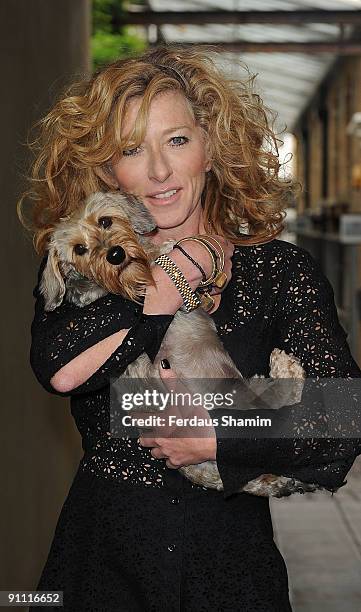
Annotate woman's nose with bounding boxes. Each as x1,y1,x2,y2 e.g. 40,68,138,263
147,150,172,183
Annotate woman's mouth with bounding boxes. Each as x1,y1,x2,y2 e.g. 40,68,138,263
146,188,182,205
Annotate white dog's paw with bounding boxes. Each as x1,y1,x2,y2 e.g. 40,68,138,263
270,348,305,379
179,461,223,490
242,474,321,498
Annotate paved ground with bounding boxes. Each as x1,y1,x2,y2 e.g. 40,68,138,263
270,455,361,612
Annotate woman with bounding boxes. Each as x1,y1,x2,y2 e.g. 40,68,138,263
19,44,361,611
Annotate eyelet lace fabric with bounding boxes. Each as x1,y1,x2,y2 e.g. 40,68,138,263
30,238,361,496
29,238,361,611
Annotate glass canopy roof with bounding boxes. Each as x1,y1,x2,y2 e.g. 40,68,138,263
148,0,361,132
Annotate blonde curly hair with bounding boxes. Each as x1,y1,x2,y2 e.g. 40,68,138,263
17,43,297,255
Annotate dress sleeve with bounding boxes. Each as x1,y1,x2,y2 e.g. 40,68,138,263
30,255,174,397
212,249,361,499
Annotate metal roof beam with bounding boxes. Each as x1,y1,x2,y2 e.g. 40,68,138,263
121,10,361,26
148,41,361,54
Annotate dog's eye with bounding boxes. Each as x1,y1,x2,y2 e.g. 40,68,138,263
74,244,88,256
99,216,112,229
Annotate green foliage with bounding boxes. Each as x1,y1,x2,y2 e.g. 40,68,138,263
92,0,147,71
91,30,147,70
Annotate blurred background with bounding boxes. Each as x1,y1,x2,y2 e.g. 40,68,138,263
1,1,361,610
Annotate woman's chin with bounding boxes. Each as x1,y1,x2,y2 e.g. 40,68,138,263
152,217,186,231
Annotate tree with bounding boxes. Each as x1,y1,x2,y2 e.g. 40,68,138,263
92,0,147,71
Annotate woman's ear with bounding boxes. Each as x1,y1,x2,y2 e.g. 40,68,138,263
94,164,119,189
204,155,212,173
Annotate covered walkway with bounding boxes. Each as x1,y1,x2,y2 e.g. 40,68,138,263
272,455,361,610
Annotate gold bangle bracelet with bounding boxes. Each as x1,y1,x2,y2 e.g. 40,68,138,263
174,237,218,287
195,235,225,271
194,235,228,289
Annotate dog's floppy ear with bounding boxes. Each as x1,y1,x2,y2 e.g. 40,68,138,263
39,245,66,311
122,193,157,235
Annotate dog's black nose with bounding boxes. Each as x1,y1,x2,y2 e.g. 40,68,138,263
106,246,126,265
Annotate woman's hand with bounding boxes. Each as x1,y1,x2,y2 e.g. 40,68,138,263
138,361,217,469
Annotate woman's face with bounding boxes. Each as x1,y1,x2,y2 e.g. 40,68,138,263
109,90,211,239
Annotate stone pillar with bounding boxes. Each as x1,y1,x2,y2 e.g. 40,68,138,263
0,0,90,596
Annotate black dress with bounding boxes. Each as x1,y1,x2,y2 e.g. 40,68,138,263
29,238,361,612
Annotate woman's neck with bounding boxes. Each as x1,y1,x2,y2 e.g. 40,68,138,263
151,212,207,246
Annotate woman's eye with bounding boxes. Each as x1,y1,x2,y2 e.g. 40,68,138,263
122,146,140,157
99,216,113,229
122,136,189,157
171,136,189,146
74,244,88,256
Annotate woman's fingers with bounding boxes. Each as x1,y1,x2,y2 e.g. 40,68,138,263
165,458,182,469
158,360,212,427
150,446,168,459
159,361,190,394
158,364,193,426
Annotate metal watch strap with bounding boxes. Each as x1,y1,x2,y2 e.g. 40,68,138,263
154,254,201,312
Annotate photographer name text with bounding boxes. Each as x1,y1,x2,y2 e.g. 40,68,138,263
122,414,272,428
